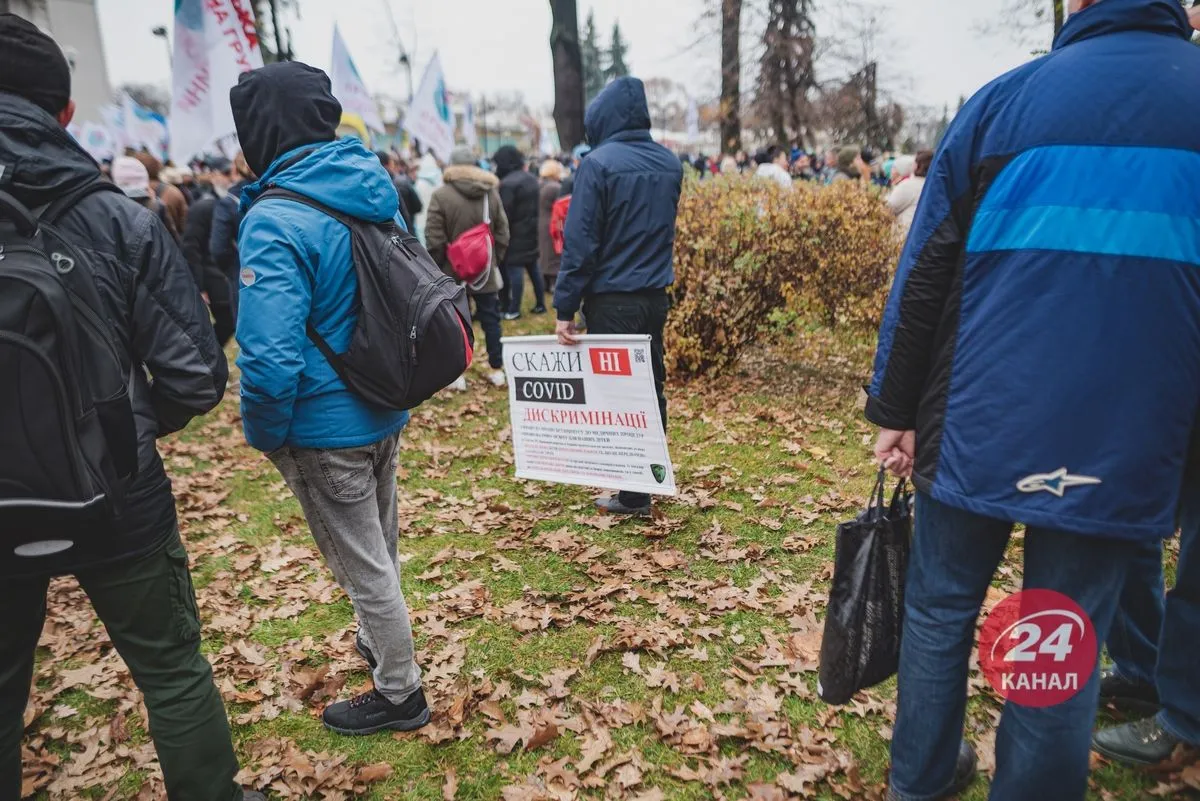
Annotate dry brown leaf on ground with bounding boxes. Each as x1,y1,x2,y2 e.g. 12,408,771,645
442,767,459,800
526,722,560,752
487,723,529,754
354,762,393,784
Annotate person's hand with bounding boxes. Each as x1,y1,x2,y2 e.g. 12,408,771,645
556,319,580,345
874,428,916,478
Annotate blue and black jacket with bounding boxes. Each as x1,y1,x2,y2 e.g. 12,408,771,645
867,0,1200,541
553,77,684,321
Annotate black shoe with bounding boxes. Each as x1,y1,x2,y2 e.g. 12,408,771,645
595,494,652,517
243,792,267,801
503,312,521,321
322,688,430,736
1093,717,1181,766
886,740,977,801
1099,666,1160,707
531,305,548,315
355,634,377,671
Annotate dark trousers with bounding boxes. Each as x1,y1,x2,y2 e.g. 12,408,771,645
1107,468,1200,744
0,534,241,801
584,289,669,508
204,268,235,347
472,292,504,369
226,268,241,325
890,493,1139,801
501,263,545,314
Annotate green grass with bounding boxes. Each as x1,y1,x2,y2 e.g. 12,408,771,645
23,294,1188,800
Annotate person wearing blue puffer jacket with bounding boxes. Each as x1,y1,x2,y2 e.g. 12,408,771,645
866,1,1200,799
230,61,428,737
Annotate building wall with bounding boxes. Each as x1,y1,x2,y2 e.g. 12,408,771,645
5,0,112,123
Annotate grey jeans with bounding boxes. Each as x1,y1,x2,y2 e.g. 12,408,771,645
269,433,422,703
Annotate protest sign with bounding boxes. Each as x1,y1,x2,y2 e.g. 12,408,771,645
501,335,676,496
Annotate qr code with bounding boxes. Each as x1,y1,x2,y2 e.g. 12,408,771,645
634,349,646,364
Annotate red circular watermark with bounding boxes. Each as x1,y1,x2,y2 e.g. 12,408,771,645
978,589,1096,707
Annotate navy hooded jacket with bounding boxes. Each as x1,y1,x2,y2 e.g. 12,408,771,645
867,0,1200,542
553,77,684,320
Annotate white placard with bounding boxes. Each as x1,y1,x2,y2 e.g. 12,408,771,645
502,335,676,496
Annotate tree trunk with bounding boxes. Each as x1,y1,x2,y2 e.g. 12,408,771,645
549,0,586,151
720,0,743,155
1052,0,1064,37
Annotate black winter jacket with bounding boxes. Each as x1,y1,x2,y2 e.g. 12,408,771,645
181,194,215,287
497,167,540,266
0,94,228,576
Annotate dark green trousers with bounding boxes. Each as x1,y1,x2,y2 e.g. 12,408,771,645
0,534,241,800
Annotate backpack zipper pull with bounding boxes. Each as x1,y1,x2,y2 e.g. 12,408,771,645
410,325,418,363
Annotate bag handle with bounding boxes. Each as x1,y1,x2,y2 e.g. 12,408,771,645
0,189,39,237
482,192,491,225
867,467,910,521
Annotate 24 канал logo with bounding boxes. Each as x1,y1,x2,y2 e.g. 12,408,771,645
978,589,1096,707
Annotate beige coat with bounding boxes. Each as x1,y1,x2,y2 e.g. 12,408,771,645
424,165,511,295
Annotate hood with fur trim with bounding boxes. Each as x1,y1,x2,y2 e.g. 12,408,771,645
443,165,499,199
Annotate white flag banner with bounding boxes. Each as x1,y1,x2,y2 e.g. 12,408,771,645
403,52,455,163
501,335,676,496
539,124,557,157
75,122,117,162
170,0,263,164
686,98,699,143
122,94,170,163
330,24,385,134
461,99,478,150
99,104,126,152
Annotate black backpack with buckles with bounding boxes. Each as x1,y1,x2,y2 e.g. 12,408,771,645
0,183,137,567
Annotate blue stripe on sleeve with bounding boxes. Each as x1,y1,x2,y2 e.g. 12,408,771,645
968,145,1200,265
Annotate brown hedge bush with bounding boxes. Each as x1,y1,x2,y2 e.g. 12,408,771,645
666,177,902,378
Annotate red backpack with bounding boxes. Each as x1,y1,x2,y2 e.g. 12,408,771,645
550,194,571,255
446,193,495,290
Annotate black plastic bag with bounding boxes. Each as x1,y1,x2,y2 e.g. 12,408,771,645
818,468,912,705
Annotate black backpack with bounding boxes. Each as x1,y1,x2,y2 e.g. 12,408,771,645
0,184,138,562
251,188,474,411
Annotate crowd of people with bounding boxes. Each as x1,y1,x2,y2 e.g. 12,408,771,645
1,0,1199,800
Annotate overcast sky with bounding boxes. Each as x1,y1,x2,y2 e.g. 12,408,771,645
96,0,1040,115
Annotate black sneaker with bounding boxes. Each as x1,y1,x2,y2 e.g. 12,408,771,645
322,688,430,736
355,634,377,671
886,740,977,801
1099,666,1159,707
1093,716,1181,766
503,311,521,321
531,305,548,315
595,494,651,517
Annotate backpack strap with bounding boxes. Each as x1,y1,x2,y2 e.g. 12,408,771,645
248,187,365,389
483,192,490,225
39,180,123,225
0,189,39,236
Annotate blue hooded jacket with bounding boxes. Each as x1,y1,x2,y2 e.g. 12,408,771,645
867,0,1200,542
553,77,684,321
235,138,409,452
